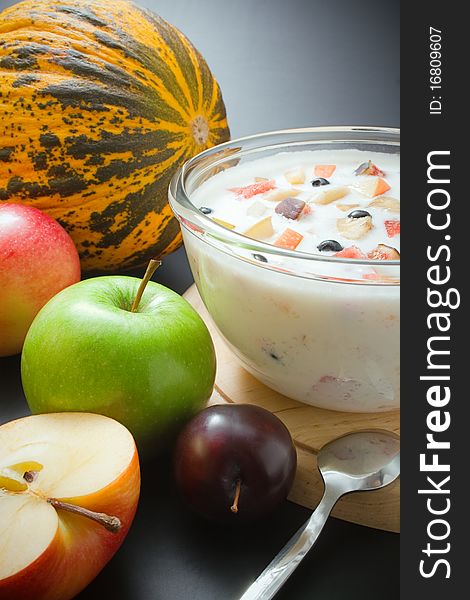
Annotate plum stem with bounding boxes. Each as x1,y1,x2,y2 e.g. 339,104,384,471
131,258,162,313
230,479,242,514
48,498,122,533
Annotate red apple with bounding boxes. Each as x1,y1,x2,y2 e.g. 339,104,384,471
0,203,80,357
0,412,140,600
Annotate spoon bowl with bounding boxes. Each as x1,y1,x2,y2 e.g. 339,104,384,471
318,430,400,494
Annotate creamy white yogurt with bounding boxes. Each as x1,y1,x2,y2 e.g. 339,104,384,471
192,150,400,257
185,149,400,412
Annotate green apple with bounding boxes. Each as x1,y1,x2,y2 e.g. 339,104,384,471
21,269,216,452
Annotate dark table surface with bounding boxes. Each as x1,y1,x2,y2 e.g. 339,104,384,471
0,246,399,600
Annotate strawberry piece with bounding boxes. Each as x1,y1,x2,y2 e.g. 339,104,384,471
314,164,336,178
384,220,400,238
229,180,276,199
335,245,366,259
274,228,304,250
367,162,385,176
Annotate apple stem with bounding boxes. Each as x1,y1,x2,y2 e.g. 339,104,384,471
230,479,242,514
130,258,162,313
48,498,122,533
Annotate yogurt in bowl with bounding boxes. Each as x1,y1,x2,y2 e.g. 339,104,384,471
169,127,400,413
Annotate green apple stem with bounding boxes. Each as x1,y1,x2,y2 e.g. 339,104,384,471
48,498,122,533
230,479,242,514
130,258,162,313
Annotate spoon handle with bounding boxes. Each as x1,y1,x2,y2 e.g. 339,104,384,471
239,487,340,600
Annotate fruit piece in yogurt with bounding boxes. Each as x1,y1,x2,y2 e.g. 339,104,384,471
275,197,306,220
317,240,344,252
367,196,400,213
337,215,373,239
314,164,336,178
312,185,349,205
274,228,304,250
335,245,367,259
243,216,274,241
384,220,401,238
230,180,276,198
368,244,400,260
311,177,330,187
354,160,385,177
352,177,391,198
284,167,305,184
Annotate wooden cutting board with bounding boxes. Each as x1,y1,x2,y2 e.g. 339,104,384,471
184,284,400,533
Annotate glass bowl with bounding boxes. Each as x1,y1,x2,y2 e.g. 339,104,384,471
169,126,399,413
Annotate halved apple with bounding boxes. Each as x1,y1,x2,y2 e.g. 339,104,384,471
0,413,140,600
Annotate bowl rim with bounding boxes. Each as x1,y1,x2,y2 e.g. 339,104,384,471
169,126,400,283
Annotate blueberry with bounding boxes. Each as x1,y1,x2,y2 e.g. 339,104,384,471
253,253,268,263
311,177,330,187
200,206,213,214
317,239,343,252
348,209,371,219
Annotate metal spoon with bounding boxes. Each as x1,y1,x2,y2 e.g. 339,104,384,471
239,430,400,600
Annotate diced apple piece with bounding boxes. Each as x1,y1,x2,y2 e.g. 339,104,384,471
243,216,274,241
368,244,400,260
274,228,304,250
212,217,236,229
284,167,305,184
275,197,306,220
351,177,391,198
312,186,349,205
314,164,336,178
336,203,360,212
337,215,373,240
367,196,400,213
263,188,301,202
246,200,268,218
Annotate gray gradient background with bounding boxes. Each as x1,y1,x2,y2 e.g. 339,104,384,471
0,1,400,599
